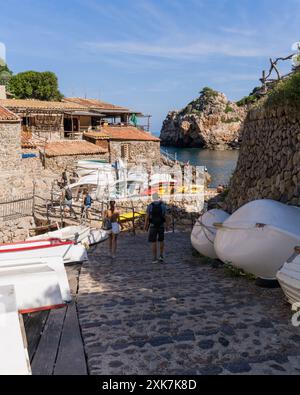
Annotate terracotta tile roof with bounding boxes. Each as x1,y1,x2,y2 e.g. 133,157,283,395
0,105,20,122
63,97,130,112
0,99,86,112
83,131,110,140
101,126,160,142
21,132,37,149
44,140,108,157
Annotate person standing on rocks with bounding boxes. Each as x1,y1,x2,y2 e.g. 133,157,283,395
144,193,169,264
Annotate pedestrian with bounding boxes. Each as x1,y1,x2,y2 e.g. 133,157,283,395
61,167,69,187
81,190,93,220
63,186,77,219
103,201,123,259
144,193,169,264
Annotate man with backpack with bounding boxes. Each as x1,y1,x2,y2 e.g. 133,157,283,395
81,190,93,220
62,186,77,219
144,193,168,264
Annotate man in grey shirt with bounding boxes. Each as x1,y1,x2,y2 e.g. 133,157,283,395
144,193,169,264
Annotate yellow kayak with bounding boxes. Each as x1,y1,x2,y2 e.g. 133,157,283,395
119,211,146,222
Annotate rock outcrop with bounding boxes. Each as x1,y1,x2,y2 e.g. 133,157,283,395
160,88,246,150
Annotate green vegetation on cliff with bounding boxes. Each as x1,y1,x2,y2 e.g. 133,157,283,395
265,69,300,108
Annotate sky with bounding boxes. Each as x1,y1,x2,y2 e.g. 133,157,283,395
0,0,299,132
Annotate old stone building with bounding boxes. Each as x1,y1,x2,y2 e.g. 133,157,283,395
0,105,35,241
62,97,151,131
40,140,109,172
84,126,161,165
0,104,21,172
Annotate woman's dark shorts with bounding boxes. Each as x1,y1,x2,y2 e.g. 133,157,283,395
148,226,165,243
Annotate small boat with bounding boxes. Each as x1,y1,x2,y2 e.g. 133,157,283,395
0,265,64,314
214,200,300,280
28,226,90,244
191,209,230,259
277,247,300,305
0,239,88,265
0,285,31,375
0,256,72,304
88,228,110,245
28,226,107,246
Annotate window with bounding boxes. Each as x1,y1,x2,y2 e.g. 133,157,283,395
121,144,130,160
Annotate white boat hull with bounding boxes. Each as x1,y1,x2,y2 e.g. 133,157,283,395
277,251,300,305
88,229,109,246
191,210,230,259
0,285,31,375
63,243,88,264
0,257,72,303
28,226,107,247
0,240,88,265
28,226,90,244
215,200,300,280
0,265,64,313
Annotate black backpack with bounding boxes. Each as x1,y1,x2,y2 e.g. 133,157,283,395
65,188,73,201
149,202,165,227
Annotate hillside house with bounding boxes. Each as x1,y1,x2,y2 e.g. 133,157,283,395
84,126,161,165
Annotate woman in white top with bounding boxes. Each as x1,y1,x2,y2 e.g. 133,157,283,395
104,201,122,259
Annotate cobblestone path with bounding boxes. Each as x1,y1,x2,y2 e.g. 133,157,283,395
78,232,300,375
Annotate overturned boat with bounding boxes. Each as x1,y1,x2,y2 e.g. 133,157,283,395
0,285,32,375
0,239,88,265
277,247,300,305
214,200,300,280
191,209,230,259
28,226,108,246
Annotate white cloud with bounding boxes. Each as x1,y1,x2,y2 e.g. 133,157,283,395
83,39,267,60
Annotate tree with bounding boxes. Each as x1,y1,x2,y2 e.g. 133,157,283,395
199,87,218,98
8,71,63,101
0,64,13,85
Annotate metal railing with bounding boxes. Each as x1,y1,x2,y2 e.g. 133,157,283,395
0,194,34,221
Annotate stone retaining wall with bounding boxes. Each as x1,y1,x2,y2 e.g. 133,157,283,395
42,153,109,173
0,121,21,170
110,141,161,165
0,216,34,243
224,106,300,213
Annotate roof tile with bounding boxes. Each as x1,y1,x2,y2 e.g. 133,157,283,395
0,99,86,111
44,140,108,157
0,105,20,122
101,126,160,142
63,97,130,111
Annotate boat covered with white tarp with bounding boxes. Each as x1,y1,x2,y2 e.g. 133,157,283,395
191,209,230,259
214,200,300,280
277,247,300,305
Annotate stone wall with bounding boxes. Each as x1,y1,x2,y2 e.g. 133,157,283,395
224,106,300,213
0,121,21,170
0,216,34,243
42,153,109,173
110,141,161,165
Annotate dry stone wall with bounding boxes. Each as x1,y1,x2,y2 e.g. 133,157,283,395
0,121,21,170
224,106,300,213
110,141,161,165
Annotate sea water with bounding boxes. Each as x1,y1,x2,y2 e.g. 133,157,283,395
161,147,239,188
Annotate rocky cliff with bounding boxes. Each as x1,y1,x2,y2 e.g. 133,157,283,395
160,88,246,150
